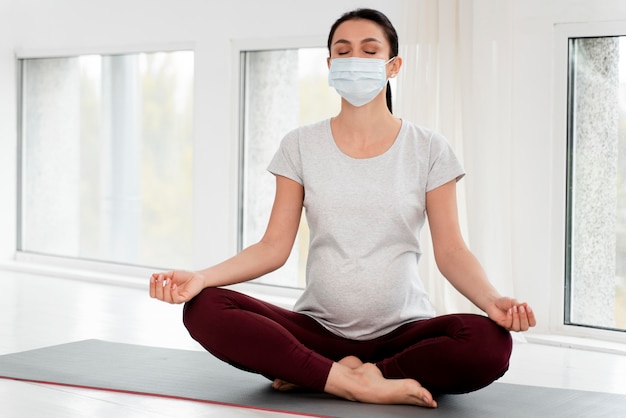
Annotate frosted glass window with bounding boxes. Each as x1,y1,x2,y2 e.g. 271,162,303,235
19,51,194,269
239,48,340,288
566,37,626,331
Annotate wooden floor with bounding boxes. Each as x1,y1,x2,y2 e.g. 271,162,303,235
1,270,626,417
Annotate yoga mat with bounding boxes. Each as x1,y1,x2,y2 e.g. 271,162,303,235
0,340,624,418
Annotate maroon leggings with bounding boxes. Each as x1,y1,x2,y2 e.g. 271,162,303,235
183,287,512,395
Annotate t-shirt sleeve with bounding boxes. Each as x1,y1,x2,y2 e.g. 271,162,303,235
426,131,465,192
267,129,304,185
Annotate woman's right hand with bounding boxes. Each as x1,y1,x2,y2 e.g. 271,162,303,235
149,270,206,304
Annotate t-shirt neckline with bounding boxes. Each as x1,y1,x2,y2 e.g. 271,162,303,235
326,118,405,162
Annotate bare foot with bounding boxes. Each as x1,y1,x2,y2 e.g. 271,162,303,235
272,379,299,391
338,355,363,369
325,359,437,408
273,356,364,392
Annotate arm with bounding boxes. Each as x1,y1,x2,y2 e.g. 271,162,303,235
425,180,536,331
150,175,304,303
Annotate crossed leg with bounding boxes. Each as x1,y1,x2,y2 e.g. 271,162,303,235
183,287,511,408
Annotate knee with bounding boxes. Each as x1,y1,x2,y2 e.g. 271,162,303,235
464,315,511,358
460,315,513,390
182,287,229,337
480,319,512,369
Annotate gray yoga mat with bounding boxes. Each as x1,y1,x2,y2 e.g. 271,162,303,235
0,339,624,418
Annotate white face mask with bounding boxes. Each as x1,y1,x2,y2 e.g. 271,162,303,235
328,57,395,107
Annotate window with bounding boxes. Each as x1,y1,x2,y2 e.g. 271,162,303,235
239,47,340,288
18,51,194,269
566,36,626,331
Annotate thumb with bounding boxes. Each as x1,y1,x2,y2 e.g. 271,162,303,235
171,284,193,304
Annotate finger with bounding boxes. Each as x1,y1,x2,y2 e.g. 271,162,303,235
170,283,182,304
511,305,521,331
518,305,530,331
525,304,537,327
155,274,165,301
165,279,180,304
162,278,173,303
149,274,157,298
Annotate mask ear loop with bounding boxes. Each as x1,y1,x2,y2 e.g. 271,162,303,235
386,56,397,78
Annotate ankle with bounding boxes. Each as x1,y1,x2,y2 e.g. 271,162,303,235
324,362,362,401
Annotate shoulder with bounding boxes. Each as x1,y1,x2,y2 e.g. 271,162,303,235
280,119,329,145
399,120,445,155
401,120,445,144
278,119,331,158
400,120,456,157
291,119,329,138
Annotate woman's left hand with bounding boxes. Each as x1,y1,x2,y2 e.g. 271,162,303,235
485,297,537,332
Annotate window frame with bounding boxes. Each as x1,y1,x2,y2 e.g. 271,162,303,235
228,36,327,301
13,43,196,280
231,35,328,244
552,22,626,344
10,38,325,307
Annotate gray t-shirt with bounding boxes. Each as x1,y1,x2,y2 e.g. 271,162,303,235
267,118,465,340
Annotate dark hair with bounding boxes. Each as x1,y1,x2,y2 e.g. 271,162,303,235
327,8,399,113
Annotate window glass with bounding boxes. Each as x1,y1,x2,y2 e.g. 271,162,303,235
566,36,626,331
240,48,340,288
19,51,194,269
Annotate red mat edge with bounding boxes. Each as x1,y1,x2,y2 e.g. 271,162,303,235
0,375,329,418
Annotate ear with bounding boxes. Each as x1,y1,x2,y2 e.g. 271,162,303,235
389,56,403,78
327,56,331,70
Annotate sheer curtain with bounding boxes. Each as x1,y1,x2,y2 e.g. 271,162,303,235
395,0,516,316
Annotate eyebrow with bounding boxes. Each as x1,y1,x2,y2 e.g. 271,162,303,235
332,37,383,46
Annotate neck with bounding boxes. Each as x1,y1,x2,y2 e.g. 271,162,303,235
333,98,399,141
330,96,402,160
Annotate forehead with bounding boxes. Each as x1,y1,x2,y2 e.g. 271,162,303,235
331,18,388,46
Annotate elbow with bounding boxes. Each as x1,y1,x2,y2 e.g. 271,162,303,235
433,244,467,273
259,239,292,273
269,252,289,272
